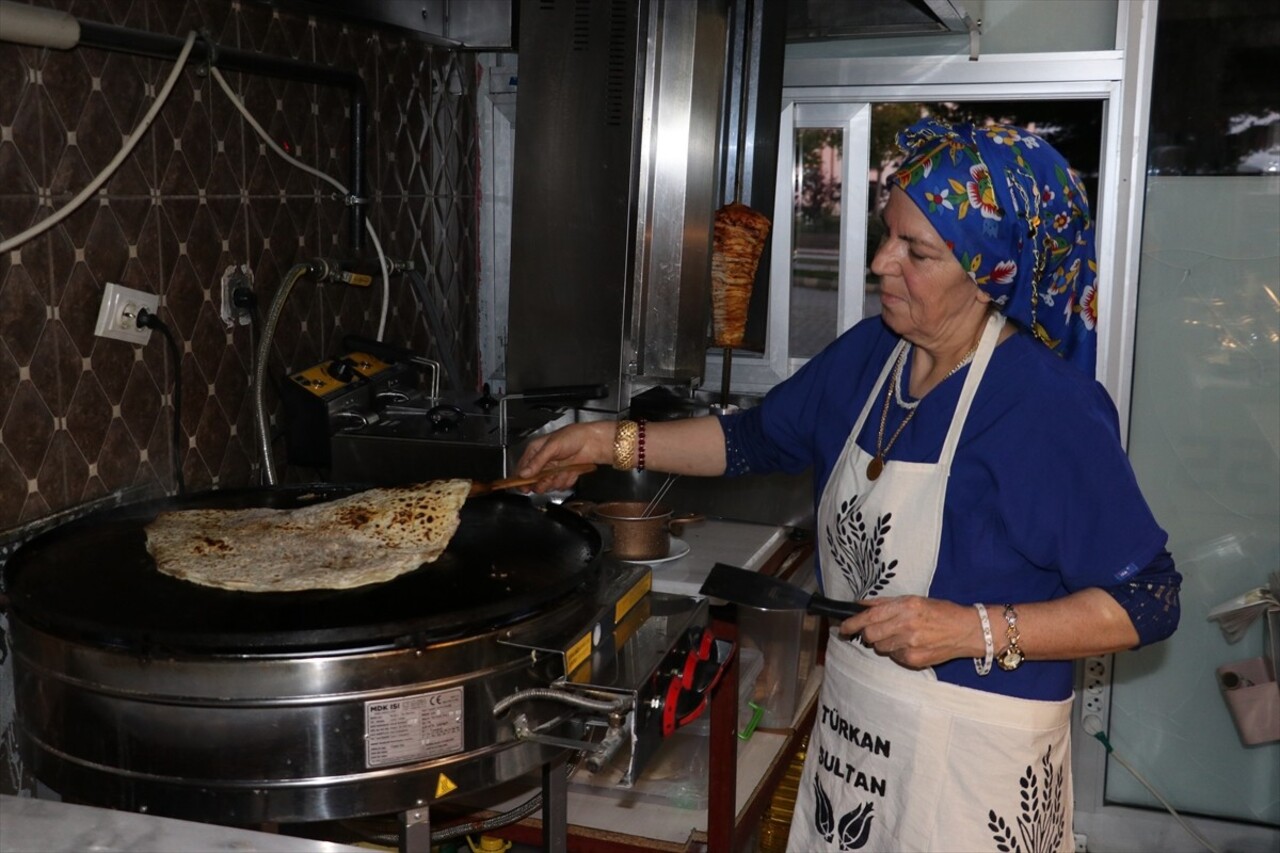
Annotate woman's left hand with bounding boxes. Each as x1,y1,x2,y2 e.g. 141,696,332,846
840,596,979,670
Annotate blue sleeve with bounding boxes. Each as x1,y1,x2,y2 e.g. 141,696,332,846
996,369,1172,605
1107,548,1181,647
720,319,894,481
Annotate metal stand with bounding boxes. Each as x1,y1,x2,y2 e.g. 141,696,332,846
542,756,569,852
397,757,570,853
400,806,431,853
707,617,741,851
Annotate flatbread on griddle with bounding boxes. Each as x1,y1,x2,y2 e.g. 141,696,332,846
144,479,471,592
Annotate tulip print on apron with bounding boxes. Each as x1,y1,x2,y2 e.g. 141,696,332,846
788,314,1075,853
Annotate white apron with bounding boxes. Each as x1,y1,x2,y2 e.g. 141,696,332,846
787,314,1074,853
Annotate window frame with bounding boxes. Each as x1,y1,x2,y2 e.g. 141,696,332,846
705,54,1138,422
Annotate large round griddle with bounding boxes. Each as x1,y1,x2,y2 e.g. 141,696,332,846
3,486,601,653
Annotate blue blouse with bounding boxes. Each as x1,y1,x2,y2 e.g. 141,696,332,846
720,317,1181,701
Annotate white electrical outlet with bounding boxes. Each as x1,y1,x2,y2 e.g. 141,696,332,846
94,283,160,345
1078,654,1111,738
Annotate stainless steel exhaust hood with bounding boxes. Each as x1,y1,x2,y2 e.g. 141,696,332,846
787,0,975,40
506,0,729,412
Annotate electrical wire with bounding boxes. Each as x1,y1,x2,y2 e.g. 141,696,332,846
207,65,393,341
1090,730,1221,853
136,308,186,496
0,31,199,253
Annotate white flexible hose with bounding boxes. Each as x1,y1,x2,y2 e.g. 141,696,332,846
1107,749,1221,853
208,66,392,340
0,30,199,253
1092,731,1221,853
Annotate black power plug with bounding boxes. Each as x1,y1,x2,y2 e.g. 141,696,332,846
134,308,186,496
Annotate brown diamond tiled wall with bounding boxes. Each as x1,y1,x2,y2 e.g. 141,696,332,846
0,0,480,529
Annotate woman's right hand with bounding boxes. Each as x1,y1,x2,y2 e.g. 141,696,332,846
516,421,614,492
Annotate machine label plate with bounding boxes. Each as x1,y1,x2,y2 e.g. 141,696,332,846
364,688,465,768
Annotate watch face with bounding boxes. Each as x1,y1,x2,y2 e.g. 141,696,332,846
997,646,1025,671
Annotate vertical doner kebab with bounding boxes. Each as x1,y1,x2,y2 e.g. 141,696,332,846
711,201,771,349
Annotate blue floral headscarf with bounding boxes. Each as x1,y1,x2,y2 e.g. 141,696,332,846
889,117,1098,376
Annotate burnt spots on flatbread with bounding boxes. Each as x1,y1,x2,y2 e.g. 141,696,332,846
335,506,373,528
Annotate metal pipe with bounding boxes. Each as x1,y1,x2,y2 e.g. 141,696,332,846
70,18,369,251
0,1,80,49
349,90,367,249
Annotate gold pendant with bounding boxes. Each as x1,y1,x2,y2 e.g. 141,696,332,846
866,456,884,480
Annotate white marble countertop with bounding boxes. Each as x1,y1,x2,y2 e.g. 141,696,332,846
0,795,367,853
636,517,789,597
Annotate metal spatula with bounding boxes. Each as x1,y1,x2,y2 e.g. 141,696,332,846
698,563,866,619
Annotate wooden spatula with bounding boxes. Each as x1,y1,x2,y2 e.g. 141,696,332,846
468,463,598,497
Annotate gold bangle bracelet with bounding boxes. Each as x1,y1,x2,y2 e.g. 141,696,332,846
612,420,639,471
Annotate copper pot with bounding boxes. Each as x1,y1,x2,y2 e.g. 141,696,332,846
570,500,703,561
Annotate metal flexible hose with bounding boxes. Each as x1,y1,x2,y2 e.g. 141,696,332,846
339,755,587,845
492,687,633,716
428,780,552,841
252,262,310,485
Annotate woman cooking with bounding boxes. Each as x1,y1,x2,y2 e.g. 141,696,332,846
516,118,1181,852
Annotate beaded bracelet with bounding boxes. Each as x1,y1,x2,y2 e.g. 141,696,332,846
612,420,639,471
636,418,647,471
973,603,994,676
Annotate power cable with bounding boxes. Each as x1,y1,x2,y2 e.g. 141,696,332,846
0,31,199,253
136,308,186,496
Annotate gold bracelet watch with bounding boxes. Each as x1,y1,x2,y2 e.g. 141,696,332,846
996,603,1025,671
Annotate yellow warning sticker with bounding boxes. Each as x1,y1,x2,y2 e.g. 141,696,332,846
565,630,593,674
435,773,458,798
615,572,651,623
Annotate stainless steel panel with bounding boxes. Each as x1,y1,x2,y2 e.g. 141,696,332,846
506,0,645,409
507,0,728,411
266,1,514,48
10,620,567,824
631,0,728,383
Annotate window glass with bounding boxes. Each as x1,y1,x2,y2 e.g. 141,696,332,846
791,127,843,358
1147,0,1280,175
1108,0,1280,826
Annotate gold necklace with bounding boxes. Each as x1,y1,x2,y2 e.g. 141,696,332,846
866,342,980,481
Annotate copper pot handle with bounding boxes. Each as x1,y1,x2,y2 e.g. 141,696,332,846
668,512,705,536
562,499,596,517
